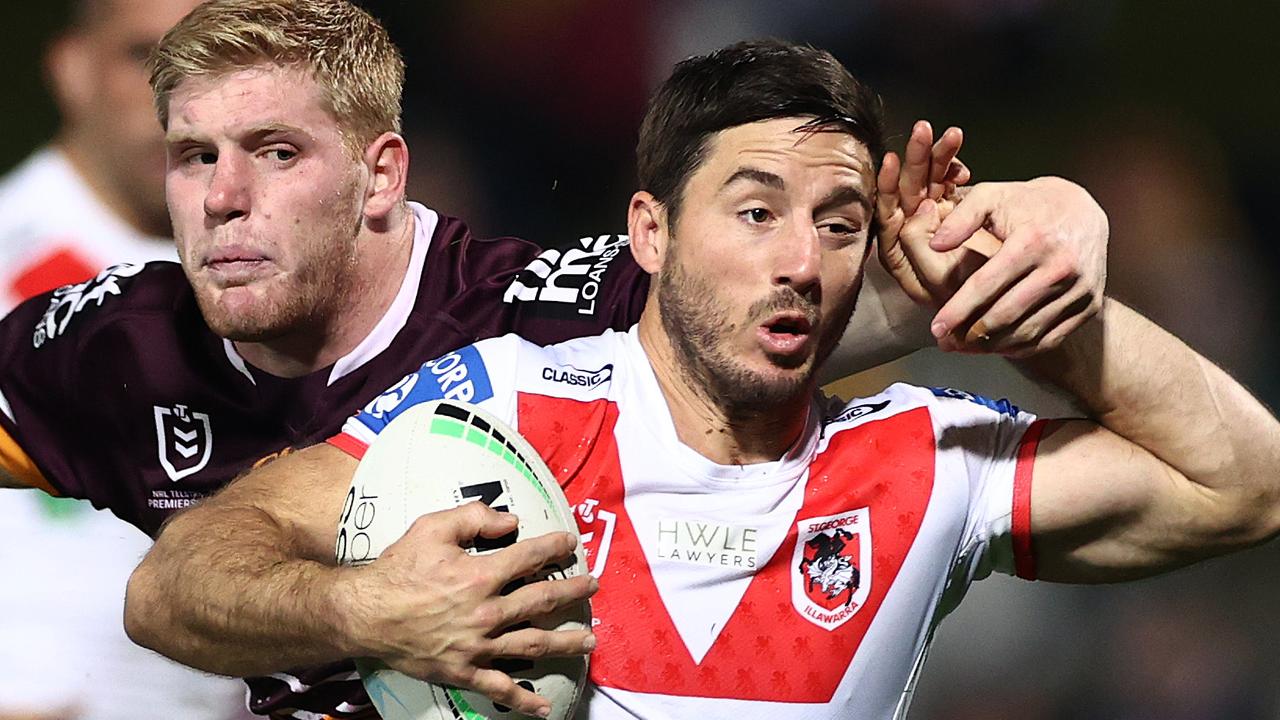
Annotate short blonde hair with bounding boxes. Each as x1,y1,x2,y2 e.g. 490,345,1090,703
150,0,404,154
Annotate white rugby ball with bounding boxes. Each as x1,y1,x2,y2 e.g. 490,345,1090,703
335,399,590,720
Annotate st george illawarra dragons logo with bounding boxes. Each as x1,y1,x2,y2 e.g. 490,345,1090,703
791,508,872,630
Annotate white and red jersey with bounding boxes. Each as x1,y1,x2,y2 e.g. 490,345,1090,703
0,147,175,312
335,327,1044,720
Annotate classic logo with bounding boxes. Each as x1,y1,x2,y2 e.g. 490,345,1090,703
826,399,891,426
153,404,213,482
574,498,616,578
791,508,871,630
503,234,629,315
33,263,145,348
362,372,419,419
541,364,612,390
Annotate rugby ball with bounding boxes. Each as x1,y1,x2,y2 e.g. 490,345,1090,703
335,399,590,720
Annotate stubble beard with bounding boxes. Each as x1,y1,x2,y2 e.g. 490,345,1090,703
658,255,829,419
189,208,363,345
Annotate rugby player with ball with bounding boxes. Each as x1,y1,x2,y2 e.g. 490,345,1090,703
127,36,1280,720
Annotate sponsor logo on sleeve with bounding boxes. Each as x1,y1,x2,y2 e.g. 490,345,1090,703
503,234,629,316
930,387,1021,417
541,363,613,390
826,399,891,425
33,263,145,348
361,373,419,419
153,403,213,482
357,345,495,431
792,508,871,630
422,345,493,404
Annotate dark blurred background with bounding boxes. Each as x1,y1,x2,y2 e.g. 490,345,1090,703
4,1,1278,718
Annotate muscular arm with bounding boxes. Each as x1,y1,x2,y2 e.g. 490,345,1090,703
126,442,593,715
125,444,363,674
1021,300,1280,581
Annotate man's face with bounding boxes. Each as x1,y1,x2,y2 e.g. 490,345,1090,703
658,117,874,410
165,63,369,342
63,0,203,227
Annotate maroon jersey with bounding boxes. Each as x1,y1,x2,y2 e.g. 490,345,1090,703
0,203,647,718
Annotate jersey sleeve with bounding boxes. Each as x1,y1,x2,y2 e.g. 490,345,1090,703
925,386,1048,583
329,334,528,459
0,267,148,497
499,233,649,344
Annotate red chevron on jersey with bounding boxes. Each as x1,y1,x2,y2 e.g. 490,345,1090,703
515,393,934,703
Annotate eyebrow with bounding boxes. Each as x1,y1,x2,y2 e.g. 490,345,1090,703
721,166,872,216
815,185,872,218
165,123,308,147
721,167,786,193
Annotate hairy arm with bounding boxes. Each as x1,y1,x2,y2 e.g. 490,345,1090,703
1021,300,1280,581
125,444,365,674
125,443,593,715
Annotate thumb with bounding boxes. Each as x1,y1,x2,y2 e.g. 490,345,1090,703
931,183,1003,251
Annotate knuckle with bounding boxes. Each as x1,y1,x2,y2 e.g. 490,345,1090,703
470,601,502,629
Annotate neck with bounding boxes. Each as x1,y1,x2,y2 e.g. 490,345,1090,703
234,205,416,378
57,135,171,238
637,310,814,466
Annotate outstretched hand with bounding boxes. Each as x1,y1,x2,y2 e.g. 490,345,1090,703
876,121,1108,357
343,502,595,718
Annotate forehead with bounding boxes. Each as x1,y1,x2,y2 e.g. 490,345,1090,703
698,117,875,193
166,64,336,138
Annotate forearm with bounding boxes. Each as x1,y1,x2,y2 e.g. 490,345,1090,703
1020,300,1280,529
125,501,360,676
818,258,933,383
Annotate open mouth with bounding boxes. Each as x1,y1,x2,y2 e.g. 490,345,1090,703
758,311,816,357
765,313,813,337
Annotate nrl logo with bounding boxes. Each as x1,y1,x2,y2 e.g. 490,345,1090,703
791,508,871,630
154,404,213,482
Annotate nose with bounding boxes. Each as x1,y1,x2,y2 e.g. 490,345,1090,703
773,223,821,300
203,155,250,222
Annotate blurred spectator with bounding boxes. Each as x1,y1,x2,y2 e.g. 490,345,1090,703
0,1,246,718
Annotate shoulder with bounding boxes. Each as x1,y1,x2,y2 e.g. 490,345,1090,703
821,383,1032,436
10,262,195,351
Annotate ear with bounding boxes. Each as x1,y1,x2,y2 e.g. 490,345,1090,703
361,131,409,221
628,191,669,274
45,34,95,125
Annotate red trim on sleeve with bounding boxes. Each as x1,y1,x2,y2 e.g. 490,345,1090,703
1012,419,1050,580
326,433,369,460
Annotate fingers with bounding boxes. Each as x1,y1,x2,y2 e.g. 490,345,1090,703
485,572,597,630
488,624,597,660
415,501,520,546
930,232,1034,340
930,182,1007,251
467,667,553,719
488,530,580,586
929,126,963,187
899,121,934,215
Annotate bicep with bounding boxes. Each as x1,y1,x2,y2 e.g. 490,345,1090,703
180,443,359,563
1029,420,1233,582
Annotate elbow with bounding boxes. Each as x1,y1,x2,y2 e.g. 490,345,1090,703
124,554,170,653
